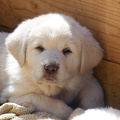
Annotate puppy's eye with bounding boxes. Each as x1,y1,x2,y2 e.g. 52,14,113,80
35,45,44,52
62,48,72,55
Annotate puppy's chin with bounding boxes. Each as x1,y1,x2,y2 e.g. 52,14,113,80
41,78,59,85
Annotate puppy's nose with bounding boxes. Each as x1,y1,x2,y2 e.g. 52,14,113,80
44,63,59,74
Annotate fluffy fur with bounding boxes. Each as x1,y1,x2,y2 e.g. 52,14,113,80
0,13,104,119
70,107,120,120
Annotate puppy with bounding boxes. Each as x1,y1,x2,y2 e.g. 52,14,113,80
69,107,120,120
1,13,104,119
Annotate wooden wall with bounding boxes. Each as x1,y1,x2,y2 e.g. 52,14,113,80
0,0,120,109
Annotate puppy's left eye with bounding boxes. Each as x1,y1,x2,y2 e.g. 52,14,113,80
35,45,44,52
62,48,72,55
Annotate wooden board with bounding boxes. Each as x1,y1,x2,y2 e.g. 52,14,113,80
95,60,120,109
0,0,120,64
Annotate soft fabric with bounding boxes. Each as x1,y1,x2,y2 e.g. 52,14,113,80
0,102,120,120
0,102,61,120
69,108,120,120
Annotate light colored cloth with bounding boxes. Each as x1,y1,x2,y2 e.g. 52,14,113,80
0,102,61,120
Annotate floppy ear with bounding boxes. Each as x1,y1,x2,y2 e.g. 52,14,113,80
80,31,103,74
5,30,27,67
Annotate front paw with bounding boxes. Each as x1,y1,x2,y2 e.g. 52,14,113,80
55,101,73,119
69,108,85,120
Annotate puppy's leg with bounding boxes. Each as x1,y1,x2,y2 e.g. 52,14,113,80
79,77,104,109
9,94,73,119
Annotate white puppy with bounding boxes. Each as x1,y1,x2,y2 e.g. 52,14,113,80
1,13,104,119
69,107,120,120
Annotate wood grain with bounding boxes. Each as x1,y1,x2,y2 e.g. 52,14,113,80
95,60,120,109
0,0,120,64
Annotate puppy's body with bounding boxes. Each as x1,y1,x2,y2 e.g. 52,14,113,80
1,13,104,119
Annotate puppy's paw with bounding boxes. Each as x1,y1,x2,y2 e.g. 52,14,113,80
69,108,85,120
56,100,73,120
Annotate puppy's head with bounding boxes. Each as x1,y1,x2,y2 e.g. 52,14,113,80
5,13,103,86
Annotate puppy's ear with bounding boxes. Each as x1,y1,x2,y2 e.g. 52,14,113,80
80,29,103,74
5,30,27,67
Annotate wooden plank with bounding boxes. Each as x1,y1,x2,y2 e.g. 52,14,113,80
0,0,120,64
0,25,12,32
101,84,120,109
95,60,120,109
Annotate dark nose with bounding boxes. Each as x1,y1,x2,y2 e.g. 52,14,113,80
44,63,59,74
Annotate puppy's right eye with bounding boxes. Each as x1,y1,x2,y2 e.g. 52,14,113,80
62,48,72,55
35,45,44,52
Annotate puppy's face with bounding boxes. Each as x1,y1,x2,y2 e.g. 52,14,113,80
6,13,103,86
26,23,80,86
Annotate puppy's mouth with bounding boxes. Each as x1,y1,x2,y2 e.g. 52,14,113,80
43,74,57,82
46,77,55,81
42,74,57,83
35,73,68,87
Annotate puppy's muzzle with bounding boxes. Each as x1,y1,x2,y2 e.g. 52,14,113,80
44,63,59,75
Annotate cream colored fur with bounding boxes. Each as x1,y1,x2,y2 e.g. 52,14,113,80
0,13,104,119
